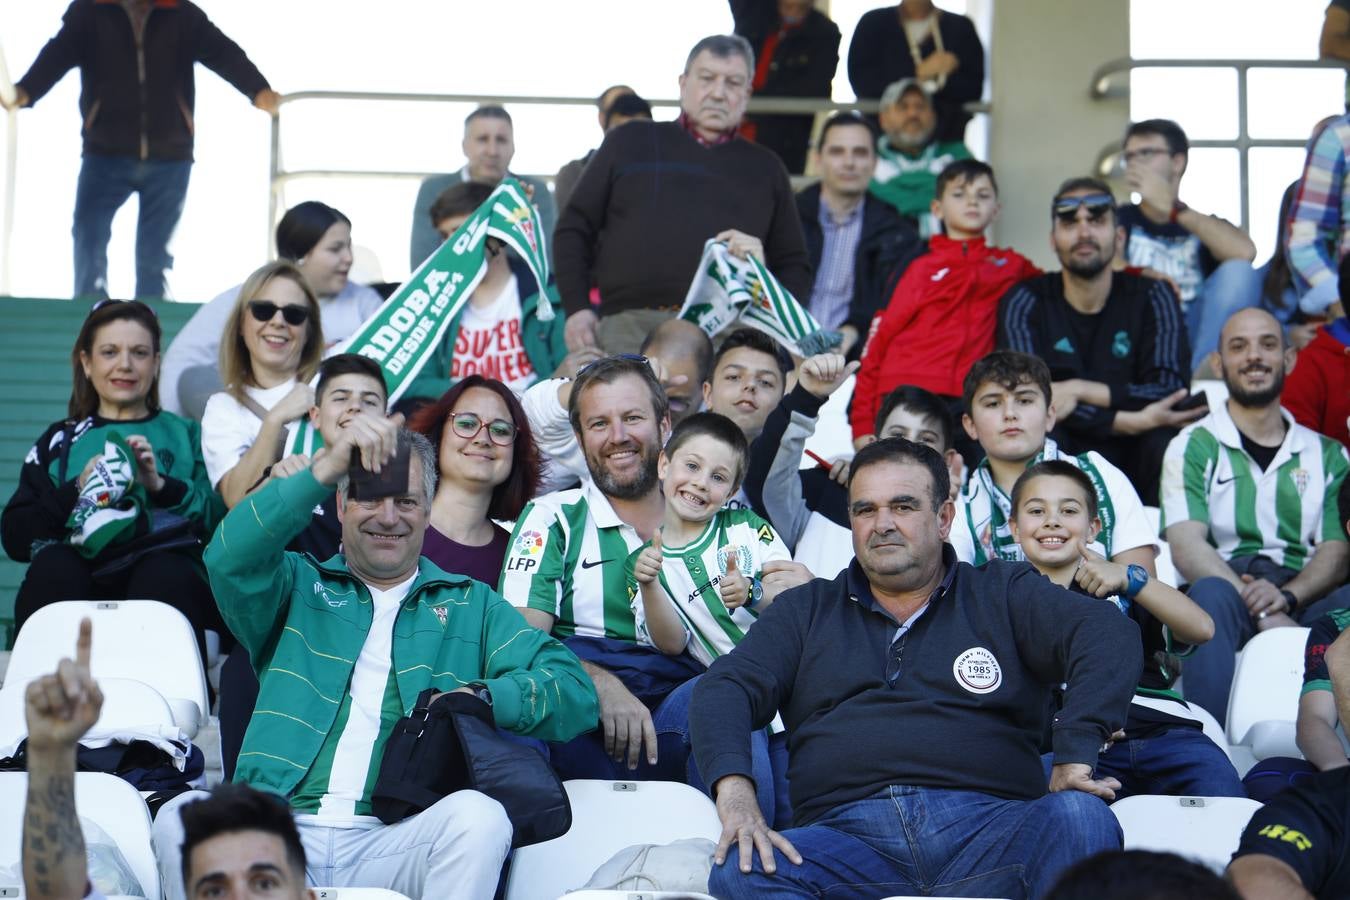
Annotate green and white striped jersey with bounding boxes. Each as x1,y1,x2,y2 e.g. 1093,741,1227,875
1160,403,1349,570
625,508,791,667
951,438,1157,566
500,480,648,641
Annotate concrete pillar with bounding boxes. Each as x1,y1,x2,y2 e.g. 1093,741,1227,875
987,0,1130,266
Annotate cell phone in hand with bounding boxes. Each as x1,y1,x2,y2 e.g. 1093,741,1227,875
1174,391,1210,413
347,432,411,501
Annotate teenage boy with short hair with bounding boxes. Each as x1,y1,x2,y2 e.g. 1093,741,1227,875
851,159,1039,466
951,350,1157,576
744,353,962,578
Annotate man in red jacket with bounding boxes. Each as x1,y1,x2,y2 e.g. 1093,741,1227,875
1285,256,1350,449
851,158,1038,466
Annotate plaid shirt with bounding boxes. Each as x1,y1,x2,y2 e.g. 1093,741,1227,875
807,199,864,330
1288,114,1350,314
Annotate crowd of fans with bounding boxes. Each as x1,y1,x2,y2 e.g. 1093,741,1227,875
7,1,1350,898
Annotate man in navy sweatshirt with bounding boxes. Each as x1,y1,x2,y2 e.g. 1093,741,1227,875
692,436,1141,900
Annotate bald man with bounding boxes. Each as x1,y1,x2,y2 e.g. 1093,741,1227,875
1161,308,1350,722
640,319,715,426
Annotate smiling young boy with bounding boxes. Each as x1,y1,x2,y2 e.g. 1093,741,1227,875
628,412,790,664
952,350,1157,575
1009,459,1243,799
851,159,1039,464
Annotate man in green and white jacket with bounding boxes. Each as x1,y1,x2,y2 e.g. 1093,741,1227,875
153,419,598,900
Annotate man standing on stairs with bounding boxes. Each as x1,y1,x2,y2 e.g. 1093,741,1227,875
4,0,280,301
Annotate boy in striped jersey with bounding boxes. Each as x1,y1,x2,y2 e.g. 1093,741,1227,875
951,350,1158,579
1162,308,1350,723
630,412,794,824
629,412,791,664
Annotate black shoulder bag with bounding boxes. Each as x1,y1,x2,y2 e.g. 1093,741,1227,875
371,688,571,848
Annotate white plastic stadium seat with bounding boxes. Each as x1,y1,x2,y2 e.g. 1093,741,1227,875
0,771,160,899
801,374,855,466
313,890,413,900
0,676,178,753
1111,794,1261,873
1225,627,1310,759
6,600,208,738
504,780,722,900
1191,379,1229,408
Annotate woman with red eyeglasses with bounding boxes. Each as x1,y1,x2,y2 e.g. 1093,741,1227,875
408,375,543,583
201,260,325,509
0,299,227,657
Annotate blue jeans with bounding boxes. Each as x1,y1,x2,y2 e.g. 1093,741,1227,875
1093,726,1244,799
1185,259,1264,372
660,677,793,829
709,784,1120,900
73,153,192,299
1183,571,1350,723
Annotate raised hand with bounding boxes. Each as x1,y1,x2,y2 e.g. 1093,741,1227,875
635,532,664,585
25,619,103,752
798,354,860,400
1072,539,1128,599
719,551,750,610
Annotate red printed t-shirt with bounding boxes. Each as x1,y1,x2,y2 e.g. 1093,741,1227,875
451,274,537,394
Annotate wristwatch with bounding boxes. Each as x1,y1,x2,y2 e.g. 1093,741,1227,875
1169,200,1188,224
1280,590,1299,614
1123,564,1149,600
465,682,493,707
748,577,764,610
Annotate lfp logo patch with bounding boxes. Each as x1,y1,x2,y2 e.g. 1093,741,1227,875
515,530,545,556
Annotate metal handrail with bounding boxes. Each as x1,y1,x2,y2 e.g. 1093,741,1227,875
266,89,894,251
266,89,992,253
1087,57,1346,231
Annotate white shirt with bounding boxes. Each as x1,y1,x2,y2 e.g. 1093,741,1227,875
451,275,537,394
200,380,298,488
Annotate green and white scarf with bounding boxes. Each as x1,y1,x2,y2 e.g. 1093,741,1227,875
65,432,145,558
288,178,550,454
963,437,1116,565
679,239,839,358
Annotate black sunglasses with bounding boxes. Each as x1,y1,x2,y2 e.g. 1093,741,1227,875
1052,193,1115,225
248,300,311,327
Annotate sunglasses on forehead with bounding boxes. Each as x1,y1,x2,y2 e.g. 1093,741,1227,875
88,298,158,319
1052,193,1115,224
248,300,311,326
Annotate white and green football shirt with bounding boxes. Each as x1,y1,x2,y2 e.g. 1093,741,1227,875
500,480,648,641
1160,402,1349,570
625,508,790,667
951,437,1158,566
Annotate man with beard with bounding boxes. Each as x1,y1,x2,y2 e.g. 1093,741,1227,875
502,354,812,780
1161,308,1350,723
867,78,971,237
997,177,1200,504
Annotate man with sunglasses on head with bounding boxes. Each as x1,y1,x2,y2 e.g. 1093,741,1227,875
1117,119,1261,379
998,177,1203,505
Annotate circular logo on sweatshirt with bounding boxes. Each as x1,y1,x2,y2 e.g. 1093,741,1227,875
953,647,1002,695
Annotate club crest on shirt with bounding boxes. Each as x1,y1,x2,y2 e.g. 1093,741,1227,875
1290,468,1309,497
953,647,1002,694
431,605,449,627
717,543,754,577
1111,330,1131,358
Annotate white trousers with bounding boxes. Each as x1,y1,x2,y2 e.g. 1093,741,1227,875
153,789,513,900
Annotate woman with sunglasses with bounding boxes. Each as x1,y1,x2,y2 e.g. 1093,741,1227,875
160,201,383,418
201,260,324,509
408,375,542,582
1,300,227,652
